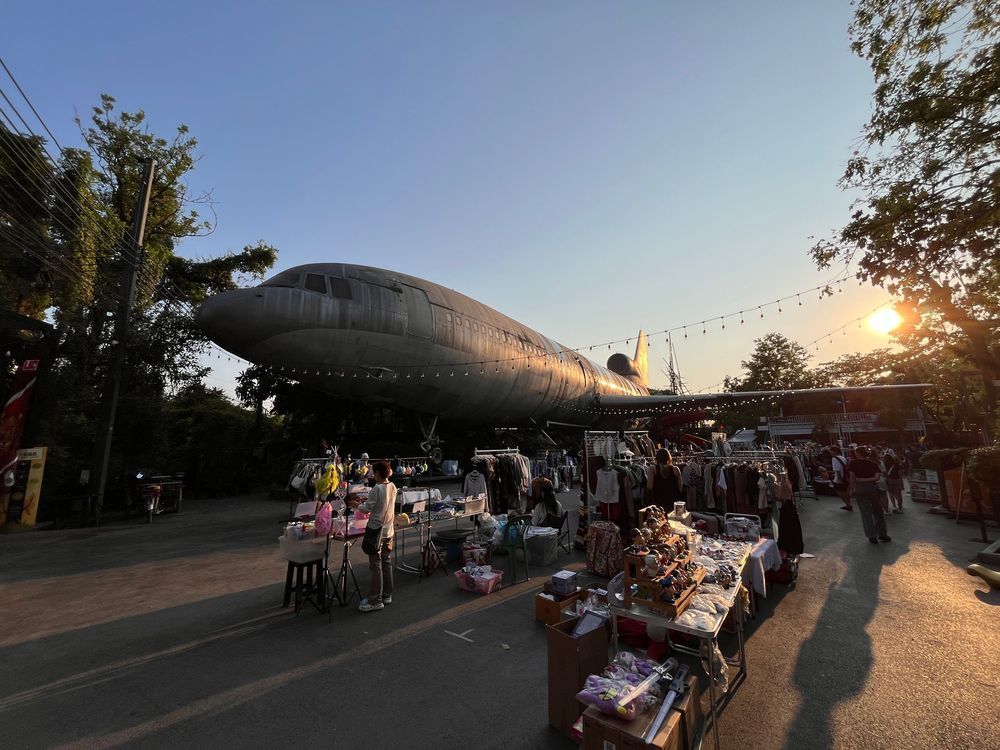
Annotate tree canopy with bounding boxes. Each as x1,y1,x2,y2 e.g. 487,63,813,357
0,96,279,510
811,0,1000,424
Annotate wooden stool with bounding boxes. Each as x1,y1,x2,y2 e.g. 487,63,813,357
283,558,325,613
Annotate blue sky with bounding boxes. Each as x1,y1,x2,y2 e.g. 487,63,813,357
2,1,894,395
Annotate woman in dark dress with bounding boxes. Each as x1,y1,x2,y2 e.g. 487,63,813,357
646,449,683,511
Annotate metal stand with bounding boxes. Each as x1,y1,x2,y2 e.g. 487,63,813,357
327,539,363,615
609,583,748,750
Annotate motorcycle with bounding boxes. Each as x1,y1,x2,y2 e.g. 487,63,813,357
130,470,184,523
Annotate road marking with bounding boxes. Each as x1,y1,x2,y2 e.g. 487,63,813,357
444,628,474,643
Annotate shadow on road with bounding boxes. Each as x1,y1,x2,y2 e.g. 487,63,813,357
781,536,909,750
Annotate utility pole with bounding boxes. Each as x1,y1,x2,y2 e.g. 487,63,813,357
90,158,156,525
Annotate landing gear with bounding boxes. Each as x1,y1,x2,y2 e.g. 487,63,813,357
418,414,444,465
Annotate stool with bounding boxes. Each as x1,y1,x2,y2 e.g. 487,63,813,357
283,559,325,614
432,529,473,564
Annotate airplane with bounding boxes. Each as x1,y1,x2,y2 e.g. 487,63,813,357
197,263,929,454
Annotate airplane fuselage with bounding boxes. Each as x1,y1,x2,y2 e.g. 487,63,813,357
198,264,647,426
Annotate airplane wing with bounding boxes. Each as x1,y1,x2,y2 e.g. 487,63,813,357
594,383,932,416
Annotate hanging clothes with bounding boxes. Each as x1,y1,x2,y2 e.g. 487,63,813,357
778,500,804,555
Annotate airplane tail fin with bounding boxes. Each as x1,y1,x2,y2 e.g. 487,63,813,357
634,331,648,388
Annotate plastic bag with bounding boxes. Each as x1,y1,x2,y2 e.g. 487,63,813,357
314,501,333,536
701,642,730,693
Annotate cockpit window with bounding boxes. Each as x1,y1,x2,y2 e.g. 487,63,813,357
329,277,353,299
261,271,301,288
305,274,327,294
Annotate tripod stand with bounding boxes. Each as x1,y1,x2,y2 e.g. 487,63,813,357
327,539,363,616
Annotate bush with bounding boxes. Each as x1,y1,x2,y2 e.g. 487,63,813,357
919,448,969,471
966,446,1000,486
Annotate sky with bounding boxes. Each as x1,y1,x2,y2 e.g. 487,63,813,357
1,1,897,397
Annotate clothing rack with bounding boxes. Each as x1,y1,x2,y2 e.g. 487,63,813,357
474,447,520,456
582,430,651,524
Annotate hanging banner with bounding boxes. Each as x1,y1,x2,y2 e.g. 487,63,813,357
0,356,41,479
0,359,42,525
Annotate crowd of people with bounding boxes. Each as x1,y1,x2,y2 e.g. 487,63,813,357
824,443,916,544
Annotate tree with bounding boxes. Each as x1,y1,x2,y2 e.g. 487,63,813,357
811,0,1000,423
0,96,279,510
725,333,821,392
717,333,821,432
815,348,902,387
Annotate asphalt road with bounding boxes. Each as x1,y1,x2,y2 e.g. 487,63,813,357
1,484,997,749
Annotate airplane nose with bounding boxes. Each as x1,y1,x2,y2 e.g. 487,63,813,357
197,289,262,354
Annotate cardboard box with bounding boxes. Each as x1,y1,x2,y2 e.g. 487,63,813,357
547,616,611,737
581,675,701,750
671,676,702,750
552,569,579,595
582,705,682,750
535,588,582,626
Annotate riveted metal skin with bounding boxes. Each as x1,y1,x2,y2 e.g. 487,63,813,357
197,264,647,426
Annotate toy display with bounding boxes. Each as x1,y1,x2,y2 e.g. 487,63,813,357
622,505,706,617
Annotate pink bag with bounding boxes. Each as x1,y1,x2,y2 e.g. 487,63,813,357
315,501,333,536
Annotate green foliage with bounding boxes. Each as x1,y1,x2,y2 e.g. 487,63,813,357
161,384,269,497
726,333,820,392
811,0,1000,418
966,445,1000,485
0,95,278,511
919,447,969,471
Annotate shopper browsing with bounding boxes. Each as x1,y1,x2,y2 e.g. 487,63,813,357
358,460,396,612
531,483,564,527
646,449,682,511
883,449,904,514
848,446,890,544
830,446,852,511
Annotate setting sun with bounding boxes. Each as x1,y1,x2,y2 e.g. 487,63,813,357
869,307,903,334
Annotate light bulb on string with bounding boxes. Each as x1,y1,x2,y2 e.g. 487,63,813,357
740,312,745,324
797,294,802,307
837,283,844,295
759,306,764,319
721,318,726,330
683,327,688,339
777,301,782,313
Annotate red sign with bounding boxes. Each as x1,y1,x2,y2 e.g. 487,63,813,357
0,356,41,476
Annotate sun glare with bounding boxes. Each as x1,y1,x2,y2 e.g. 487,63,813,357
868,308,902,335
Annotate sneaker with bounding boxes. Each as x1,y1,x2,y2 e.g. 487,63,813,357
382,595,392,604
894,508,903,514
358,599,384,612
868,538,879,544
878,536,892,542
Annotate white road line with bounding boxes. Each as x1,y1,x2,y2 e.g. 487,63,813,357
444,628,475,643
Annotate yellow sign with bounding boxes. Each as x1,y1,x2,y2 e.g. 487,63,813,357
0,446,46,527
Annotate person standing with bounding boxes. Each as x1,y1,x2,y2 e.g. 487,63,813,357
848,446,890,544
358,461,396,612
646,449,683,511
830,446,852,511
883,450,904,514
